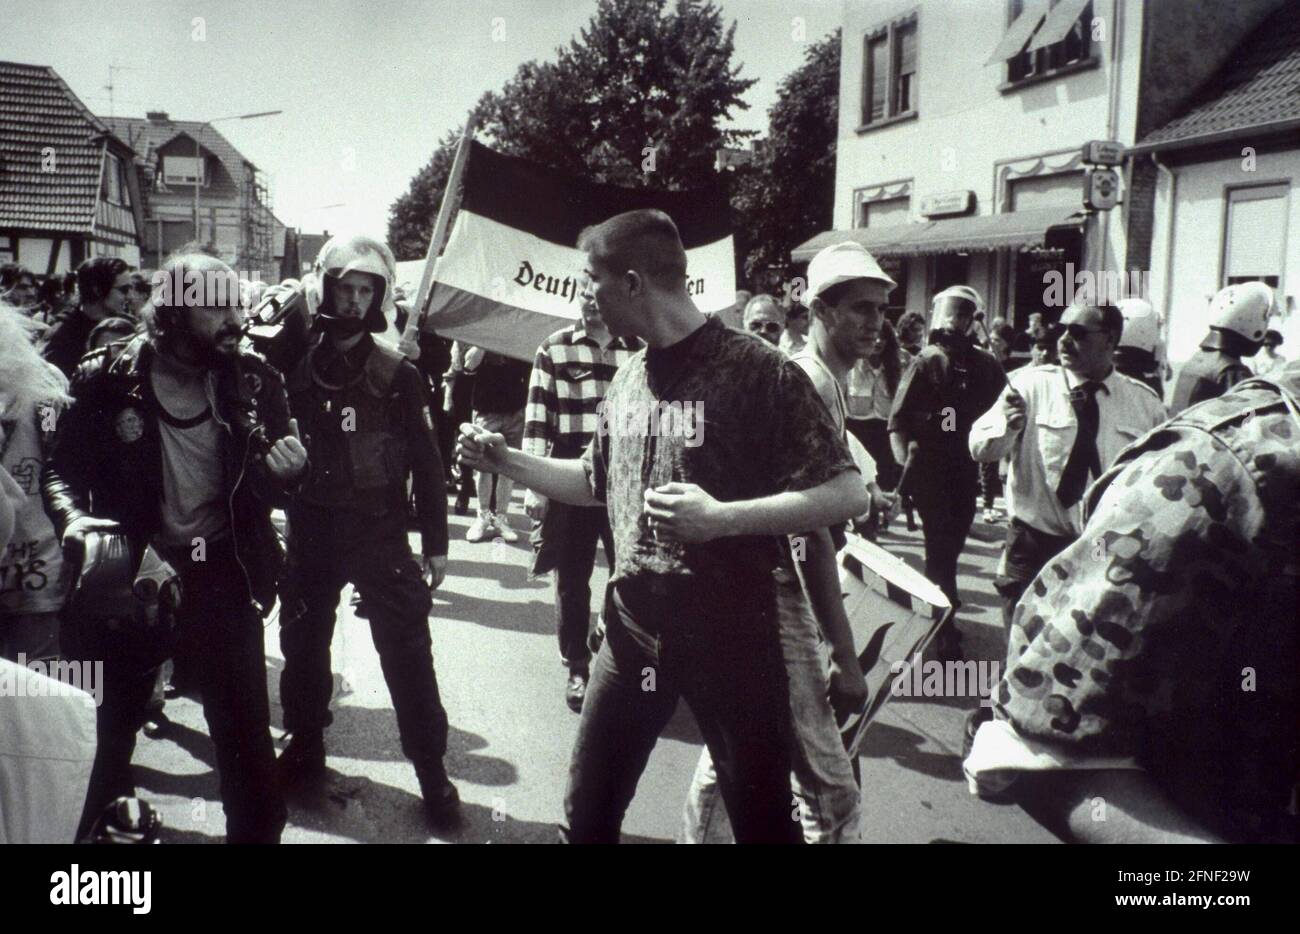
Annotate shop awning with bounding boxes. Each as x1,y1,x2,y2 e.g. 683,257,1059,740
985,0,1049,65
790,207,1086,263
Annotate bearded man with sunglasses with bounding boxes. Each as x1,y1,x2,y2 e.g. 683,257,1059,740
969,301,1166,636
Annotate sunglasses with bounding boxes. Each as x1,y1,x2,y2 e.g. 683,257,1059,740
1062,324,1106,341
115,285,135,295
747,321,782,335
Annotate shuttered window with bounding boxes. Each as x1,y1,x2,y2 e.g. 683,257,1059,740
1224,184,1289,287
861,14,919,126
895,22,917,114
865,33,889,123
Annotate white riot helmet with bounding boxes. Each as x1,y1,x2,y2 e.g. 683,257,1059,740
1208,282,1272,344
1117,297,1160,354
308,233,398,334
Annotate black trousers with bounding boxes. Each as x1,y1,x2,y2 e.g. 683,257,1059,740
908,460,978,614
561,577,800,844
549,502,614,675
979,460,1002,509
993,518,1074,635
847,417,901,491
279,506,448,770
449,374,476,495
67,539,286,843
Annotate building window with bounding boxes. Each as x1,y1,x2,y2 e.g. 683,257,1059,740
1008,171,1085,211
1004,0,1092,84
1223,183,1289,290
859,196,911,228
100,152,130,206
163,155,205,187
861,13,919,127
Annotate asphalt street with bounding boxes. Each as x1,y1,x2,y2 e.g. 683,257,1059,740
130,491,1059,844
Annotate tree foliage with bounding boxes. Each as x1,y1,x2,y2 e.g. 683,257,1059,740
731,28,840,290
388,0,756,260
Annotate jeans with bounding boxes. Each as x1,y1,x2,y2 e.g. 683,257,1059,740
561,576,801,844
551,502,614,675
67,539,286,843
681,565,861,843
279,506,449,770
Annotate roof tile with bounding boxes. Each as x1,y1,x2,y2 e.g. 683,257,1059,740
1140,0,1300,146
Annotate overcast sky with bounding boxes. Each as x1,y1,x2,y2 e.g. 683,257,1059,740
1,0,844,238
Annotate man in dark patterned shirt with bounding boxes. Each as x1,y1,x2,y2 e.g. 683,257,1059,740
523,294,639,712
458,209,868,843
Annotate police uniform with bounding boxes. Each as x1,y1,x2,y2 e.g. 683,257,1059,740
966,362,1300,842
277,235,453,801
969,364,1166,630
888,334,1004,617
1170,331,1255,416
1170,282,1273,417
280,333,451,774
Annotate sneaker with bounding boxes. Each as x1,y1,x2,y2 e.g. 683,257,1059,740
565,671,588,713
982,507,1001,523
277,732,326,787
491,513,519,543
466,512,491,543
416,762,461,830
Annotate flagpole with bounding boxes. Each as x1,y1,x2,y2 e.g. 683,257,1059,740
406,116,478,345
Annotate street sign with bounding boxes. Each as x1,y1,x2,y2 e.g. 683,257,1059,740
919,190,974,218
1082,139,1125,165
1084,167,1121,211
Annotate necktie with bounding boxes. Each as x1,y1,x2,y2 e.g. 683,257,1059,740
1056,381,1102,508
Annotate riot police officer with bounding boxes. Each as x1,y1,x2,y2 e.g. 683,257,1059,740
276,234,458,827
1170,281,1272,416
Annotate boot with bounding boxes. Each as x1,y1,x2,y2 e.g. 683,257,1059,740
277,731,326,788
416,761,461,829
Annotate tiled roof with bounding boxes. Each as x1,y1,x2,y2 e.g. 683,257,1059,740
100,114,254,188
0,60,120,234
1140,0,1300,148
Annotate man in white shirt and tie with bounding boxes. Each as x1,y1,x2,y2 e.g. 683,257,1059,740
969,301,1166,634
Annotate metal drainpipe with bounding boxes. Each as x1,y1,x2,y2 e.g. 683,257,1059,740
1152,151,1176,341
1100,0,1124,278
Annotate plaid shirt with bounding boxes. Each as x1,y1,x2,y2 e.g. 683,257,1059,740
524,321,639,459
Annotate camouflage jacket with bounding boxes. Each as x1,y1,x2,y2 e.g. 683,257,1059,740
994,361,1300,842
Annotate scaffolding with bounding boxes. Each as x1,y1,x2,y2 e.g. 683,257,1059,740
239,167,276,277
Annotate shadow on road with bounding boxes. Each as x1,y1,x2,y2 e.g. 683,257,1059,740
856,720,965,782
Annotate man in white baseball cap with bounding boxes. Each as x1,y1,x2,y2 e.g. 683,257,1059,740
804,242,896,308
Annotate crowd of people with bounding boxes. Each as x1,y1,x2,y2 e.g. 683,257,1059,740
0,207,1295,844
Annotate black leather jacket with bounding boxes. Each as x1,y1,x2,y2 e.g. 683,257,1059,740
41,335,301,614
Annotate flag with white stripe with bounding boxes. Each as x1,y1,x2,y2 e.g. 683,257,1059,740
415,141,735,362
